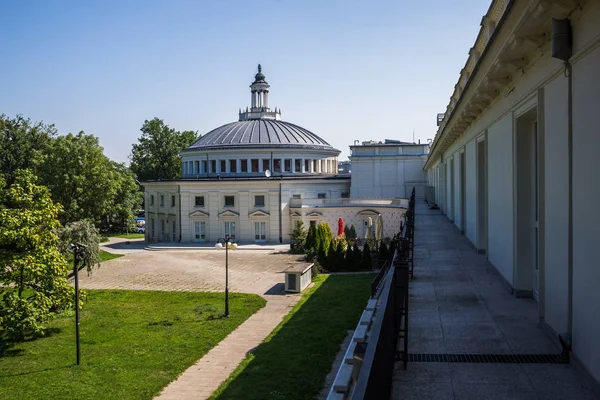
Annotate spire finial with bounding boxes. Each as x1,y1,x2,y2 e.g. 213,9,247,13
257,64,262,73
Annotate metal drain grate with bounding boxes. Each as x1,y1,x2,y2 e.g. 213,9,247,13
398,353,568,364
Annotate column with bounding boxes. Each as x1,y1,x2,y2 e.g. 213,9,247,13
264,91,269,108
251,91,256,108
237,159,241,174
316,160,321,173
291,159,295,173
259,158,264,173
226,159,230,173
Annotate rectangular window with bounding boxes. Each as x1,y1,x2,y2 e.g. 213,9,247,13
251,159,259,172
254,221,266,241
341,192,349,198
224,195,235,207
241,159,248,172
317,193,326,199
254,195,265,207
224,221,236,240
194,196,205,207
292,194,301,199
284,159,291,172
210,160,216,173
295,159,301,172
202,160,207,174
262,159,270,172
230,159,237,173
160,195,165,206
150,195,154,206
171,195,176,207
305,159,311,172
274,159,281,172
220,160,226,173
309,220,317,228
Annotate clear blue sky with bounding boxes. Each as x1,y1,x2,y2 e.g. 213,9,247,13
1,0,490,163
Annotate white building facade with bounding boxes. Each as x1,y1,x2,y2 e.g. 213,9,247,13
144,66,408,245
350,140,429,199
424,0,600,386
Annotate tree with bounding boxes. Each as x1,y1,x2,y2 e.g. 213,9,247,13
130,118,199,181
36,132,120,226
0,170,73,340
103,162,143,233
289,220,308,253
362,242,373,271
305,223,317,251
0,114,56,185
57,220,102,272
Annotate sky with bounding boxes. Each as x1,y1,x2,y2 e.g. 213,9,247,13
1,0,490,163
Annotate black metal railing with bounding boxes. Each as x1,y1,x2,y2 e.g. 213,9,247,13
351,188,415,399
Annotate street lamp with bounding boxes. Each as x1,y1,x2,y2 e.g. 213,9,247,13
215,235,237,317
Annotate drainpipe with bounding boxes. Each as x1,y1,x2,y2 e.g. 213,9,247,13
279,179,283,243
178,184,182,242
566,60,573,340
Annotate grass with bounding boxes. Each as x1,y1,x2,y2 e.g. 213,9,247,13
210,273,373,400
110,233,145,239
99,249,124,262
0,290,266,400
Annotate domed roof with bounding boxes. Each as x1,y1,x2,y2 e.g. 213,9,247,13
185,119,339,153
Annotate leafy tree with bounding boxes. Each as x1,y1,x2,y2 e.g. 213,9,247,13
104,162,143,233
0,170,73,340
379,241,389,260
36,132,120,226
57,220,101,272
0,114,56,185
130,118,199,181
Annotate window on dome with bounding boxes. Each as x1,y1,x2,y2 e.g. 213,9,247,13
220,160,226,173
262,159,270,171
251,159,259,172
284,159,291,172
230,160,237,173
305,159,311,172
274,159,281,172
202,160,207,174
295,159,301,173
210,160,216,173
241,159,248,172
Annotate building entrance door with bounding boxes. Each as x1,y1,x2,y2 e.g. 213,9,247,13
194,221,206,242
254,221,267,242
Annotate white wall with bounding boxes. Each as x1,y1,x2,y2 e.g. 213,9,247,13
572,43,600,383
543,75,569,335
487,114,514,284
465,140,477,244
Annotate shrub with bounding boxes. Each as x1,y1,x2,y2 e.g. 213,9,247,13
361,242,373,271
289,221,308,253
378,241,389,261
305,224,317,251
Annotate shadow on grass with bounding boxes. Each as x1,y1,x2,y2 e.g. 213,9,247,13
0,327,63,359
0,364,72,378
212,274,372,400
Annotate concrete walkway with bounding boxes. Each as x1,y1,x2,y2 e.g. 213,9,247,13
392,203,599,400
156,291,300,400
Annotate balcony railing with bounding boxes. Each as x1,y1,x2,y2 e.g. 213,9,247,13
289,198,409,208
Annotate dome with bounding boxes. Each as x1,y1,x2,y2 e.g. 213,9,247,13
185,119,339,153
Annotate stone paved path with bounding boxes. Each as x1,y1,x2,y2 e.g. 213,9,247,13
391,203,600,400
77,246,305,399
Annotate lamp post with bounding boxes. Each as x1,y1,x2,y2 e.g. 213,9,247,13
70,242,87,366
215,235,237,317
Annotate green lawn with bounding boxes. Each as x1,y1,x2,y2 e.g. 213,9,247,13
110,233,145,239
0,290,266,400
210,273,373,400
99,249,124,262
